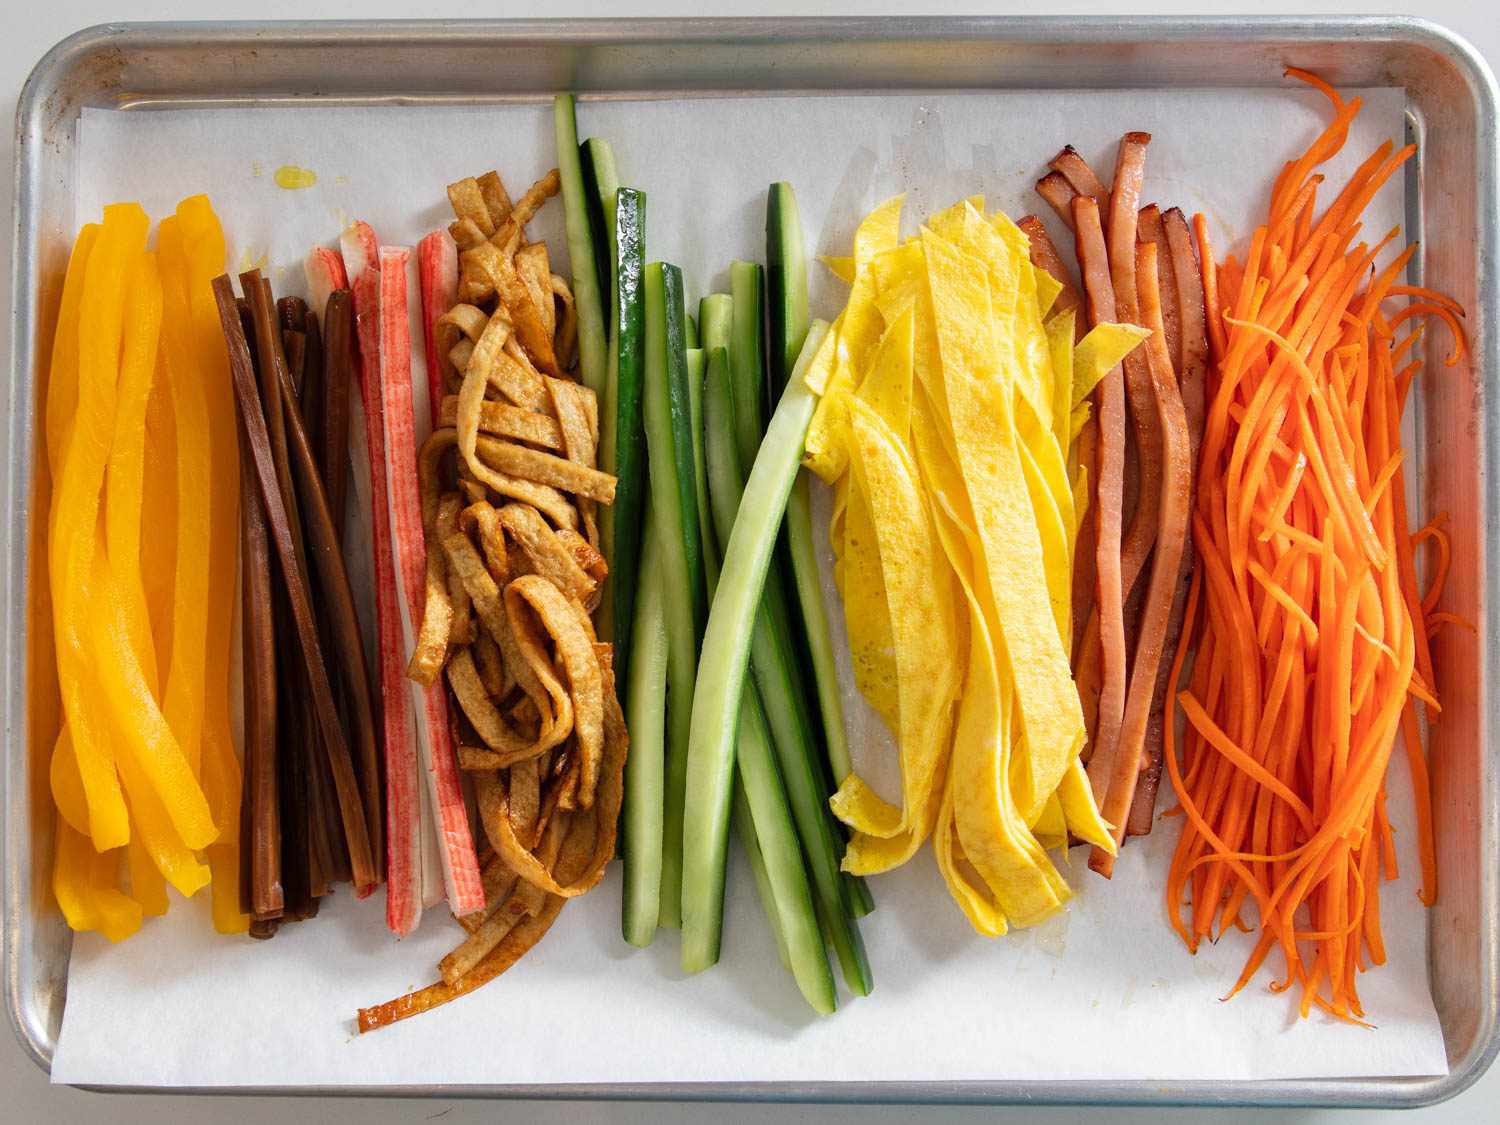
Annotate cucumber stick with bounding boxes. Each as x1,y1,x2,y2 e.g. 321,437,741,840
701,344,872,995
622,516,667,947
694,347,835,1013
680,325,833,974
598,188,647,675
685,348,713,568
644,262,704,928
685,314,700,350
579,138,618,335
766,183,811,393
699,293,731,356
766,182,869,917
728,261,768,468
553,95,607,400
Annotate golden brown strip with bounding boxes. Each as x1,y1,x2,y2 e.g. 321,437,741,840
407,492,458,686
356,896,565,1032
552,274,578,372
516,242,555,341
1018,215,1084,333
1036,171,1081,231
506,576,604,807
476,170,512,227
1107,133,1162,608
438,395,565,451
1090,241,1192,876
490,169,562,250
447,177,495,238
475,435,616,504
427,426,579,530
1071,197,1129,812
446,649,534,759
1049,144,1109,206
1137,204,1182,376
464,241,561,377
1128,207,1210,837
490,503,597,603
472,629,507,697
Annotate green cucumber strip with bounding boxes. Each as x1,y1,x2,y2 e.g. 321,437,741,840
553,95,607,400
731,782,791,973
680,326,832,973
622,517,667,947
765,182,870,917
696,351,832,1013
685,313,700,350
702,344,872,995
699,293,732,356
579,137,619,337
598,187,647,673
685,348,714,569
644,262,705,928
766,182,812,395
729,261,768,464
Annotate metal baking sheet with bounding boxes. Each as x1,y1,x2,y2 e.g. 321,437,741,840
6,16,1498,1108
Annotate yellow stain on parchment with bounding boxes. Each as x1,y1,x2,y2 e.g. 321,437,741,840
274,165,318,190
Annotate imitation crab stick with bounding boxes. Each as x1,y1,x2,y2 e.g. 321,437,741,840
1165,70,1464,1020
418,230,459,419
336,224,425,931
378,244,484,917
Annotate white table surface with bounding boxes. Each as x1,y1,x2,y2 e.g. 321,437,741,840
4,1,1497,1121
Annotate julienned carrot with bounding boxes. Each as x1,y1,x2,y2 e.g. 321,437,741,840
1165,70,1464,1020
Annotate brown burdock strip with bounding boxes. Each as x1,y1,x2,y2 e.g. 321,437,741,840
1090,242,1191,876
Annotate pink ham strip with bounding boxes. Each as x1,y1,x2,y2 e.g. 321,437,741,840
417,230,458,421
378,245,485,917
338,223,423,934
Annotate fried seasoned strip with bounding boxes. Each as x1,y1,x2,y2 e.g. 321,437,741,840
464,240,560,376
356,896,565,1032
517,242,555,341
427,425,578,532
490,169,562,250
447,648,534,759
1071,198,1129,811
438,395,565,451
475,434,615,504
443,892,523,980
471,656,623,894
447,177,496,238
505,809,568,918
407,491,457,686
507,576,604,807
1090,242,1191,876
1018,215,1084,334
1108,133,1162,606
1036,171,1081,230
488,502,596,603
476,170,513,227
552,274,578,372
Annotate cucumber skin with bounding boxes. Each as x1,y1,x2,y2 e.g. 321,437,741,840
660,264,708,637
600,188,647,681
579,138,619,341
553,95,608,401
766,182,812,395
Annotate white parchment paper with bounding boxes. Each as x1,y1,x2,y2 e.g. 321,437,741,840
52,87,1448,1088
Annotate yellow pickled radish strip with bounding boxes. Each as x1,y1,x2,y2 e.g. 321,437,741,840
127,833,169,917
923,226,1084,825
89,549,216,849
85,844,143,943
106,250,163,689
49,728,91,836
115,739,210,898
52,814,101,934
141,347,178,675
44,223,101,481
176,196,246,932
154,216,213,781
829,399,959,868
50,203,149,851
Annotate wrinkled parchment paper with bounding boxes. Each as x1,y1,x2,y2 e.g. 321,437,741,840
52,87,1447,1088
